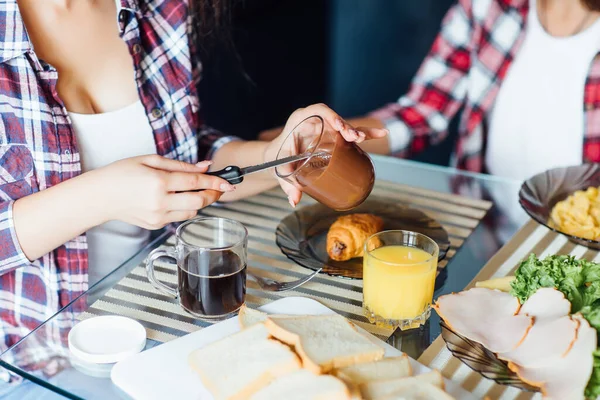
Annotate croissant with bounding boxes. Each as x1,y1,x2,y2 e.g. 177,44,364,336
327,214,384,261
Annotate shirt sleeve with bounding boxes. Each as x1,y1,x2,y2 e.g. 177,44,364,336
370,0,474,157
197,126,241,161
0,200,31,275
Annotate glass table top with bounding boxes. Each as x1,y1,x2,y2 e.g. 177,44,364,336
0,155,527,399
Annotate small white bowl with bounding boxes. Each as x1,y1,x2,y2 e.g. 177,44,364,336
68,316,146,365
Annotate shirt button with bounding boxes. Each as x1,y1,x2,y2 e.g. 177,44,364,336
151,108,163,118
132,44,141,55
64,149,70,155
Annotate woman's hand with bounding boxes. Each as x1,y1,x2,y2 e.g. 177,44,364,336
95,155,235,229
264,103,388,207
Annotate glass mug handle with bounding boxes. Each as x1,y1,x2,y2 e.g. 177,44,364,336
145,247,178,297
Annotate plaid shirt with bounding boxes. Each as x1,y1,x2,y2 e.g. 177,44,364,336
0,0,234,362
371,0,600,171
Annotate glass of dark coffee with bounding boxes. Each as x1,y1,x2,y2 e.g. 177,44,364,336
145,217,248,321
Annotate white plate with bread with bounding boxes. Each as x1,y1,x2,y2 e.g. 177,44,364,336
111,297,474,399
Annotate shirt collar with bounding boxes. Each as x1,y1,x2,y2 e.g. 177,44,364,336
0,0,32,64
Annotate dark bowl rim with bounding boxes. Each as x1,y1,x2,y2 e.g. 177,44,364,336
518,164,600,247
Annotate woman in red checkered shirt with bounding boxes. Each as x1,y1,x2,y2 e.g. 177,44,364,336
361,0,600,179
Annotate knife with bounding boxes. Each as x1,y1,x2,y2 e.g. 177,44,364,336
204,153,315,185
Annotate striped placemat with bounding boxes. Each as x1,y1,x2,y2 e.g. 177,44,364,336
81,181,491,343
419,220,598,400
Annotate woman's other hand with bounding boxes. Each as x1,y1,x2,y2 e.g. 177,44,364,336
96,155,235,229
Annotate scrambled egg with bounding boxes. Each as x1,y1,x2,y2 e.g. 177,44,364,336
551,187,600,240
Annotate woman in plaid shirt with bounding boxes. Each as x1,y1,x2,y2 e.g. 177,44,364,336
0,0,386,372
359,0,600,178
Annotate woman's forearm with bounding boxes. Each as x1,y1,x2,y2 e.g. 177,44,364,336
211,140,278,201
13,170,108,261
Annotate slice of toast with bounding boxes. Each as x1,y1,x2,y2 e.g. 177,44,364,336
238,304,268,328
249,369,351,400
335,355,412,385
188,323,301,400
359,370,445,399
265,314,385,374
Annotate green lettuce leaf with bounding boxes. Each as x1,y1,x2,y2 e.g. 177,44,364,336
583,283,600,309
582,305,600,331
583,261,600,282
510,254,585,309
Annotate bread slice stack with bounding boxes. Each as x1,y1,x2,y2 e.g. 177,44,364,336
189,304,455,400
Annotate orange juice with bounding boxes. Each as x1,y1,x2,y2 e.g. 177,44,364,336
363,245,436,322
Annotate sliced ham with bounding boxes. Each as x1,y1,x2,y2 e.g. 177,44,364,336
433,288,533,353
518,288,571,320
498,315,579,368
511,314,597,400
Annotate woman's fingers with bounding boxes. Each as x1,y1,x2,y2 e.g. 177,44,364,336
194,161,213,172
163,171,235,192
333,123,387,144
279,179,302,207
141,154,213,173
163,210,204,224
164,210,199,223
306,104,360,141
166,190,224,212
300,104,385,143
139,154,234,193
354,126,389,142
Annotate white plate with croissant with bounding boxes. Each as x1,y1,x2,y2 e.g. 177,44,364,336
275,197,450,279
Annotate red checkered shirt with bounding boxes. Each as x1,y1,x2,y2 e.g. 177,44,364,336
371,0,600,171
0,0,235,363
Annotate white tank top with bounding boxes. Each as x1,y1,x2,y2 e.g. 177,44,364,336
69,101,157,286
485,0,600,228
486,0,600,181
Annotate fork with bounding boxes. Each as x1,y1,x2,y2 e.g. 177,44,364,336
249,268,323,292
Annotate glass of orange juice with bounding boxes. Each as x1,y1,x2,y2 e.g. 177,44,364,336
363,230,439,330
